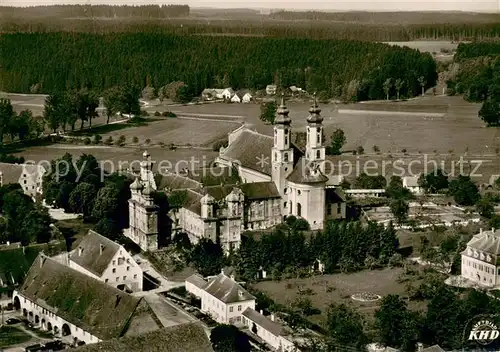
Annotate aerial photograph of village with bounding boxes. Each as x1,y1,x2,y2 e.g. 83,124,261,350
0,1,500,351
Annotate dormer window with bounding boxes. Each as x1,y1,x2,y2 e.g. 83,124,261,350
480,252,485,260
473,250,479,258
467,248,472,256
486,255,492,262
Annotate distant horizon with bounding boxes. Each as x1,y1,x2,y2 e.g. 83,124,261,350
1,0,499,13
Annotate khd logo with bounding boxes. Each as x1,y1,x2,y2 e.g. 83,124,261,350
468,320,500,345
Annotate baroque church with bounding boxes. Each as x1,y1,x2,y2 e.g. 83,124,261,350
124,96,346,252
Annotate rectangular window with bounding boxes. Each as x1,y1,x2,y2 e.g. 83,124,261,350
112,268,116,273
127,266,130,271
112,260,115,265
230,307,233,312
238,305,242,311
134,274,137,279
105,279,108,283
123,276,126,280
116,277,119,282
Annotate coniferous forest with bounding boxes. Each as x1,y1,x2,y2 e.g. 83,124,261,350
0,33,437,101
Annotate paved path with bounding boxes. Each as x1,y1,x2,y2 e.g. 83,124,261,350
142,293,195,328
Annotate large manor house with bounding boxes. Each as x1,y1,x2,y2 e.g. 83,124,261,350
125,97,346,251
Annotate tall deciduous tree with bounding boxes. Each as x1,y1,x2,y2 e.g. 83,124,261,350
0,99,15,144
329,129,346,155
383,78,392,100
478,99,500,126
210,324,250,352
259,101,276,124
395,78,404,100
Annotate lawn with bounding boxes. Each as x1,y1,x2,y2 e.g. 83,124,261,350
252,267,426,326
0,326,32,348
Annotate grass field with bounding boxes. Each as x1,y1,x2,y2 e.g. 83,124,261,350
0,326,32,348
252,267,425,326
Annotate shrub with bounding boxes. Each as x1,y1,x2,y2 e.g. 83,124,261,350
140,110,149,116
166,111,177,118
115,135,126,146
104,136,113,145
83,137,91,145
162,111,169,117
132,136,139,143
401,148,407,153
357,146,364,155
373,145,380,153
154,111,161,116
93,134,102,144
169,143,176,150
212,139,229,152
159,142,165,148
145,138,151,144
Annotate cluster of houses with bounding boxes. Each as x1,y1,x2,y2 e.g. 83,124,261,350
200,84,304,103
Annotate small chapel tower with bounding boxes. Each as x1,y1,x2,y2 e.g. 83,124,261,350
305,94,326,174
271,94,294,196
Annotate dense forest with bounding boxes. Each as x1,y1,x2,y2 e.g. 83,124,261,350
269,10,500,25
2,18,500,41
0,5,190,18
447,42,500,102
0,33,436,101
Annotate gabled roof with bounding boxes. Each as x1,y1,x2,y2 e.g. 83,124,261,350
69,230,121,277
186,166,240,187
18,255,143,340
466,229,500,256
0,163,45,185
325,188,345,203
239,182,281,199
242,308,284,336
185,274,207,289
154,173,201,192
220,128,303,177
182,189,203,215
0,246,43,288
286,157,328,185
423,345,445,352
204,273,255,304
72,323,213,352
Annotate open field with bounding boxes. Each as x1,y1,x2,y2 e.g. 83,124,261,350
383,40,459,53
0,326,32,348
12,145,219,172
252,268,425,325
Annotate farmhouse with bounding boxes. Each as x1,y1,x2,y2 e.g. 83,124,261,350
124,97,346,251
231,93,241,103
461,228,500,288
266,85,277,95
13,254,161,345
72,323,213,352
185,270,256,324
242,92,253,103
403,176,423,195
222,88,235,100
0,162,46,198
241,308,297,352
60,230,143,292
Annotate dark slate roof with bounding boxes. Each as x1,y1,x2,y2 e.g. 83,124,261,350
204,185,235,200
466,229,500,256
19,255,142,340
239,182,280,200
242,308,284,336
154,173,201,191
325,188,345,203
204,273,255,303
182,189,203,215
220,128,303,177
71,323,213,352
69,230,121,277
286,157,328,184
0,246,43,288
185,274,207,289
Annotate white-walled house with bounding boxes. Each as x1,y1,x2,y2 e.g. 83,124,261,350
67,230,143,292
461,228,500,288
0,163,46,198
222,88,235,100
13,255,160,345
231,94,241,103
242,93,253,103
242,308,299,352
185,270,256,324
403,176,423,195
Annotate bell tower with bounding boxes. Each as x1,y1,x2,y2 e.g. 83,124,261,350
271,94,294,196
305,94,325,174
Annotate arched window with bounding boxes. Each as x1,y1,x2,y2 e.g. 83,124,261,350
316,150,321,159
297,203,302,217
289,201,293,214
317,133,320,143
285,136,288,145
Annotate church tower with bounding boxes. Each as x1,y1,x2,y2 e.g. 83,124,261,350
305,94,325,174
271,94,294,196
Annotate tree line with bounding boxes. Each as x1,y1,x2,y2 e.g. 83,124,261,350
1,33,437,101
0,99,44,144
448,42,500,126
2,17,500,42
0,5,190,19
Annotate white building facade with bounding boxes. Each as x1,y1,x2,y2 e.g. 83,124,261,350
461,228,500,288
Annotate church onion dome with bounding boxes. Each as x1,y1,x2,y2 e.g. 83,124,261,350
275,94,291,125
130,177,143,191
307,93,323,124
142,182,154,196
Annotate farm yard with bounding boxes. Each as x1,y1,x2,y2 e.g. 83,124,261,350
252,267,426,326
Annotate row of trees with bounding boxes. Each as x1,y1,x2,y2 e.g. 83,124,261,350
1,33,436,102
42,153,132,238
0,99,44,144
185,217,400,278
